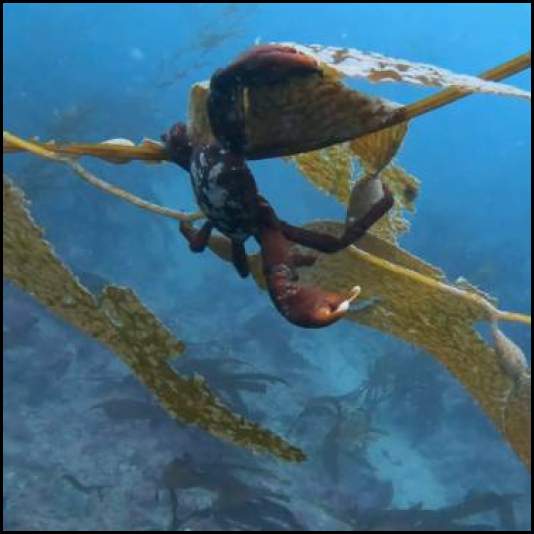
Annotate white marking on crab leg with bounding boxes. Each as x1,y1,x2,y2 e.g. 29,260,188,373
334,285,361,313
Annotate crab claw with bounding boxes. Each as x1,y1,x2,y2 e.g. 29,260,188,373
212,44,320,88
256,196,360,328
208,45,320,153
266,278,361,328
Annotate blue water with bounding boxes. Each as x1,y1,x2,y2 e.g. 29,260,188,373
3,3,531,531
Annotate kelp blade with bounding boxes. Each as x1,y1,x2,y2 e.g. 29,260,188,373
207,222,531,469
2,175,305,463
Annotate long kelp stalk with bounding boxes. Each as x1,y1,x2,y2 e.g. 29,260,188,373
401,51,531,122
3,131,204,223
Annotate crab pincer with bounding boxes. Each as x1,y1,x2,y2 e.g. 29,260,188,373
208,45,321,153
212,44,320,87
256,197,361,328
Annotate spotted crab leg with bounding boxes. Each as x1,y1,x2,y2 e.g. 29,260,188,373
181,221,250,278
256,196,361,328
208,45,321,152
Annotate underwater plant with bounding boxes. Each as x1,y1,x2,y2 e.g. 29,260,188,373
3,174,303,462
3,42,531,469
158,453,302,530
91,398,170,427
172,355,288,416
324,488,521,531
293,390,385,483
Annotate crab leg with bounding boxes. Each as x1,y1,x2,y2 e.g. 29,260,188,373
161,122,192,171
278,185,394,253
231,240,250,278
256,196,361,328
179,221,214,253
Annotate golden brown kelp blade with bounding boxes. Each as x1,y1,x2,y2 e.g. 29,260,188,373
207,223,531,469
241,66,403,159
188,48,530,160
188,68,404,159
286,121,418,244
4,51,529,163
2,175,305,462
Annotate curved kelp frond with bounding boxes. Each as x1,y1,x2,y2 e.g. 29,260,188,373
286,121,418,243
206,223,531,469
2,176,304,462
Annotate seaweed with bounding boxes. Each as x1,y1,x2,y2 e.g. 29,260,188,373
356,347,448,442
286,121,417,243
3,175,304,462
176,471,300,531
172,355,288,415
318,485,521,530
3,43,530,470
207,221,531,469
91,398,170,426
158,453,301,531
353,490,521,531
293,392,384,482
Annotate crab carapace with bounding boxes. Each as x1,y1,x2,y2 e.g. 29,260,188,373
162,45,393,328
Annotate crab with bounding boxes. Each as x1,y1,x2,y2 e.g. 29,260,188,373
162,45,394,328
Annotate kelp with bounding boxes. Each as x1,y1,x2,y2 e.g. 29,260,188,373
2,132,168,163
358,349,449,443
286,43,531,99
3,131,204,224
159,454,302,531
286,121,418,243
2,175,304,462
180,476,302,531
172,356,288,415
91,398,169,424
206,222,531,469
186,46,530,159
4,49,530,163
3,43,530,470
293,392,384,482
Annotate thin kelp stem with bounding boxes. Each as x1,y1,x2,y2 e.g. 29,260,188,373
3,131,204,223
400,51,531,122
493,310,532,327
67,158,205,222
3,133,168,162
348,244,531,327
